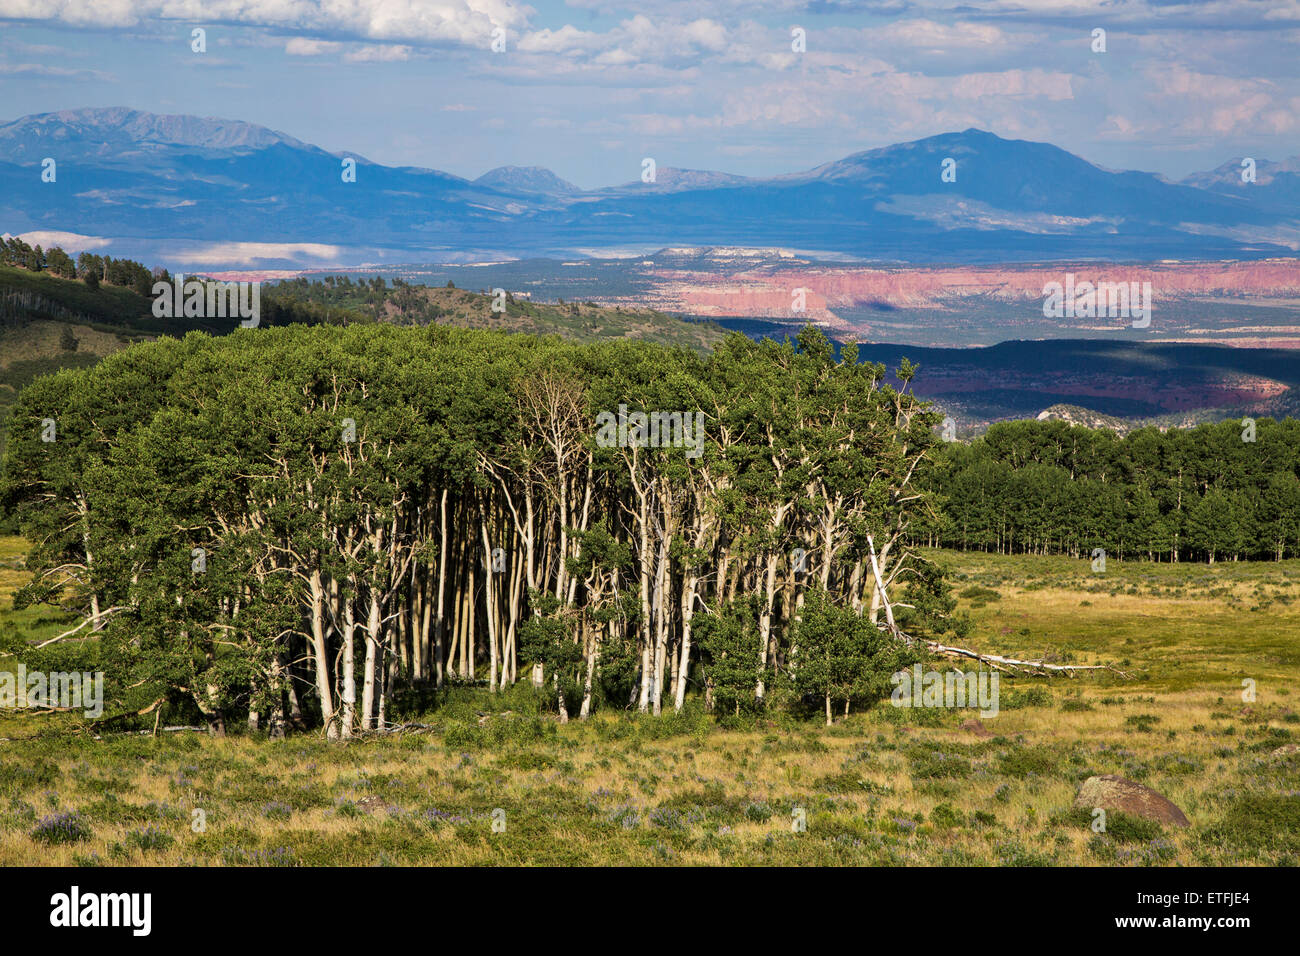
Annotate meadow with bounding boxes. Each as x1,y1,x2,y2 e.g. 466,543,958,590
1,536,1297,866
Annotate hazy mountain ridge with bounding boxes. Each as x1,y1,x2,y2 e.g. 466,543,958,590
1181,156,1300,211
0,107,315,160
474,166,582,196
3,108,1299,269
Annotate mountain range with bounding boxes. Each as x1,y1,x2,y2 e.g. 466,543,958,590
2,107,1299,269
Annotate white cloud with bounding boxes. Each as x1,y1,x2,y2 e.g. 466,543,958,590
0,61,113,79
0,1,535,46
1141,65,1295,136
345,44,411,61
285,37,342,55
870,19,1007,51
2,39,72,56
171,240,346,265
11,230,112,252
285,36,410,61
549,0,1300,29
517,24,597,55
948,69,1074,101
518,15,730,67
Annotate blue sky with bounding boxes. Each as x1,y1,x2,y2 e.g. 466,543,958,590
1,1,1298,188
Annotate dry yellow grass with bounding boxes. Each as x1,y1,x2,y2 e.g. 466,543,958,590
1,548,1297,866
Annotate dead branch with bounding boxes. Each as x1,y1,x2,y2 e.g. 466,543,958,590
86,696,166,729
864,534,1130,678
922,639,1131,679
32,606,128,648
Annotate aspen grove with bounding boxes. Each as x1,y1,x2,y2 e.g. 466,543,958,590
0,323,957,736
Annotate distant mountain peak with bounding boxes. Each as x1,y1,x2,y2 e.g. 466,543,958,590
600,167,751,194
1182,155,1300,190
0,107,307,156
474,165,581,195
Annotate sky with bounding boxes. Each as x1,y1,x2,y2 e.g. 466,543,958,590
1,1,1298,189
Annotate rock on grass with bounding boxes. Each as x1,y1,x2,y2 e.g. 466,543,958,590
1074,774,1189,827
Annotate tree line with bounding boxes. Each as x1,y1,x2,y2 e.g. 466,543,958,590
928,417,1300,563
0,237,160,295
1,324,948,734
0,243,378,330
5,263,1296,737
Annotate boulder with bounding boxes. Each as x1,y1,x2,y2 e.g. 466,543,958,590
1074,774,1189,827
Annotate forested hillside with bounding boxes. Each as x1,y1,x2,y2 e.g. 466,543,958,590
0,246,724,462
265,274,727,348
1,324,945,735
931,418,1300,562
1,239,728,347
1,241,178,332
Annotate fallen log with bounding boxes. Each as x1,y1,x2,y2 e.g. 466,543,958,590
922,640,1131,679
865,536,1130,679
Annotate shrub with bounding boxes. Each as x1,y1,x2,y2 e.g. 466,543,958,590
1001,686,1053,710
907,747,971,779
997,746,1060,778
125,825,175,852
930,803,965,828
262,802,293,821
1126,714,1161,732
30,811,91,845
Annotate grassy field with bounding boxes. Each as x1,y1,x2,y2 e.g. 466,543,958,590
1,537,1297,866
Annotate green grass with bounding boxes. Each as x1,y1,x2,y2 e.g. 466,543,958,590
0,542,1296,866
939,550,1300,692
